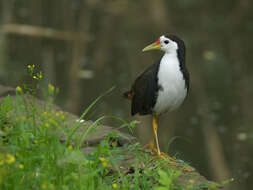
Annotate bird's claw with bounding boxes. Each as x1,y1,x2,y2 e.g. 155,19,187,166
155,153,195,171
140,142,157,153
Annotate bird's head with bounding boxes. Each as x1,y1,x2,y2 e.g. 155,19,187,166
142,35,185,54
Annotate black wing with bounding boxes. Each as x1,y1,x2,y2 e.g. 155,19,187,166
131,62,160,116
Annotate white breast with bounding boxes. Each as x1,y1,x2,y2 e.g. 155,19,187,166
153,53,187,115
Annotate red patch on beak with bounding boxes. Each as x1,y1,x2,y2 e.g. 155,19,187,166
155,39,160,45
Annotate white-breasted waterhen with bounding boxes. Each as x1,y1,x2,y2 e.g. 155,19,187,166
124,34,189,157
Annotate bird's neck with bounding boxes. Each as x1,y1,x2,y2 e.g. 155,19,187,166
159,51,183,84
161,52,178,65
163,51,177,58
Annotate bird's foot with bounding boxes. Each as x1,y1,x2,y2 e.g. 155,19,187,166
155,152,179,167
140,141,157,153
155,152,195,171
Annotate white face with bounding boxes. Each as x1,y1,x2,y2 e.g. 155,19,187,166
159,35,178,54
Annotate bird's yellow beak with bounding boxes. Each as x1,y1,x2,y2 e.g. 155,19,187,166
142,39,161,52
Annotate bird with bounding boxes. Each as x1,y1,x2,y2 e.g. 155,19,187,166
124,34,189,157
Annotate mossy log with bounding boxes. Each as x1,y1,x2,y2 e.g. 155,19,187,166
0,85,225,189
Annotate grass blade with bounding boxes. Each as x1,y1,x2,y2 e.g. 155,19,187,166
66,86,115,146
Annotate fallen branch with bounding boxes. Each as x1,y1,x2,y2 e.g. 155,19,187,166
2,23,87,41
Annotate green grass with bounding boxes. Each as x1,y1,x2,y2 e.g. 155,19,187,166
0,66,230,190
0,91,182,190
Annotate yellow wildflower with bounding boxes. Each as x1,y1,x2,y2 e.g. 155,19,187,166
61,115,65,120
33,75,37,79
27,65,31,69
55,112,60,117
48,83,55,93
99,157,109,167
6,154,15,164
16,86,22,93
67,145,73,150
45,123,49,128
102,161,108,167
49,119,57,126
49,184,55,189
112,183,118,189
41,182,47,189
38,72,43,79
19,164,24,169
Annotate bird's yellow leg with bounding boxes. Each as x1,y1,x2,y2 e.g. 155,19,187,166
141,115,162,155
153,115,161,155
152,115,175,160
152,116,179,167
140,116,158,153
142,116,195,171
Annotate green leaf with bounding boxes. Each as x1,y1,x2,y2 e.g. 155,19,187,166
158,170,169,186
64,150,87,164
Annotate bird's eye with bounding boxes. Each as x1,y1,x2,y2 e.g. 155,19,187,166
164,40,169,44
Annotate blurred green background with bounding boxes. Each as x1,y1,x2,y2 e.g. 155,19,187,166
0,0,252,189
